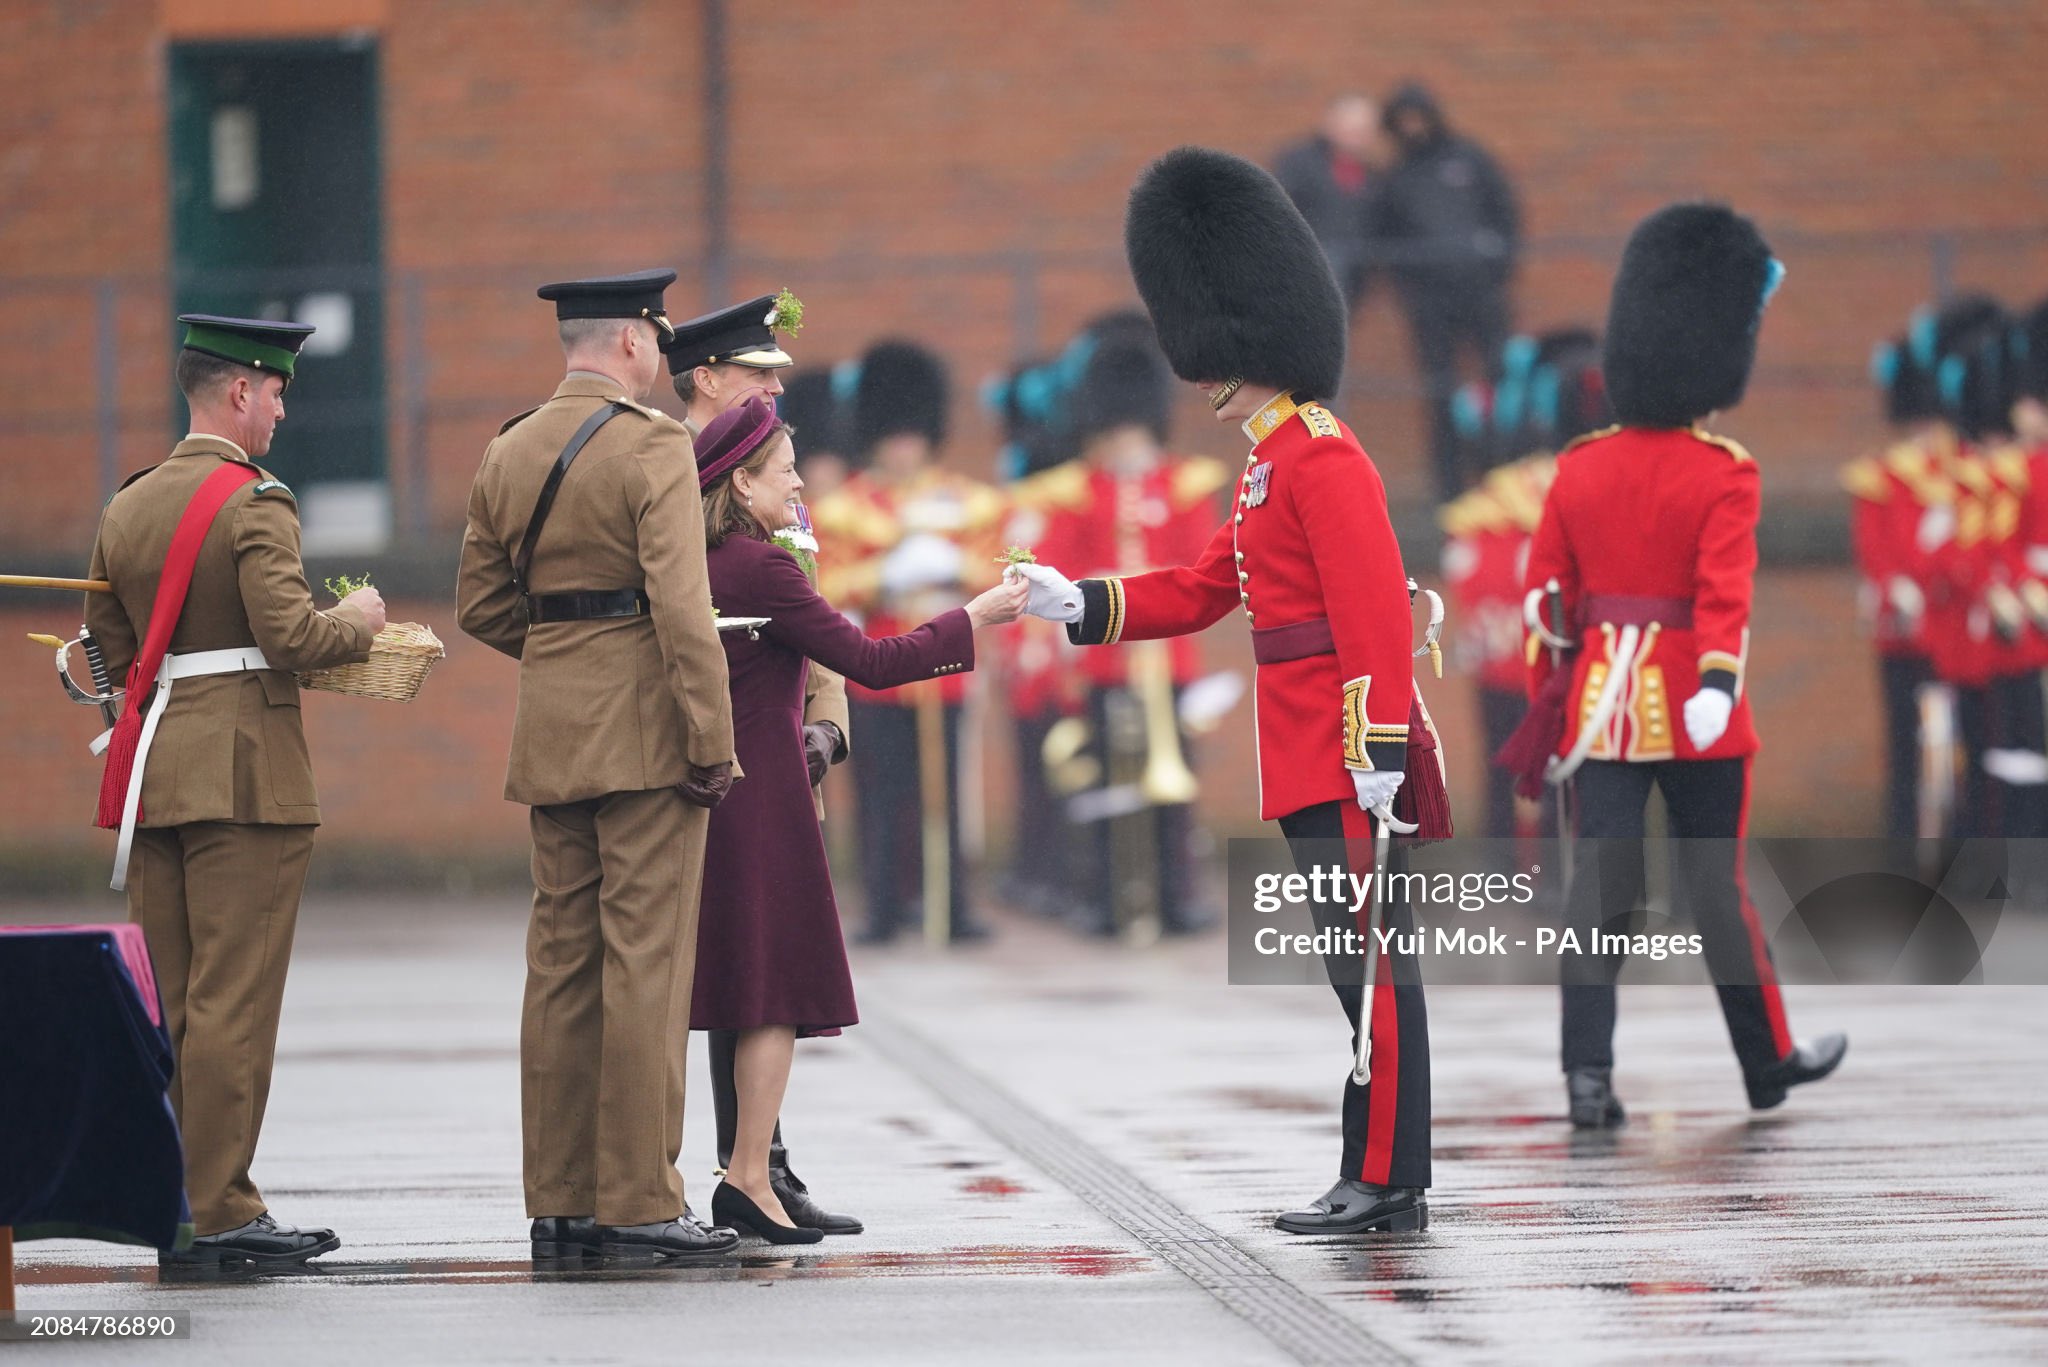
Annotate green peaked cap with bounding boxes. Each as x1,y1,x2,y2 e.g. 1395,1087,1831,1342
178,313,316,382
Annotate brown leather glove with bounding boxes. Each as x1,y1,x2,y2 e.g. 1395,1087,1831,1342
679,761,735,808
803,721,845,786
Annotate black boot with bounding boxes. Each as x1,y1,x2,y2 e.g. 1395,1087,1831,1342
1745,1032,1848,1110
1567,1066,1627,1129
1273,1180,1427,1235
158,1213,339,1278
772,1161,863,1235
597,1212,739,1261
530,1215,598,1268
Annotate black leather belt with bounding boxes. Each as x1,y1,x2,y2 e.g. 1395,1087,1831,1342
524,589,650,624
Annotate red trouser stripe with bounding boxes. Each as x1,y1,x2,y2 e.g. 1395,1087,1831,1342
1339,801,1401,1185
1732,756,1793,1058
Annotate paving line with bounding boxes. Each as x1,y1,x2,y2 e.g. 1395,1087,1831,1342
863,1011,1415,1367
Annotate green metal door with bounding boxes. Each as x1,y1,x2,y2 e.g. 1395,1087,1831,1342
168,38,388,549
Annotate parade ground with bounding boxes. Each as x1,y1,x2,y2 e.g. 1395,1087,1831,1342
7,895,2045,1366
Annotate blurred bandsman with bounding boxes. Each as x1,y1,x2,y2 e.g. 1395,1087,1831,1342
1440,327,1604,841
1507,206,1845,1129
1842,319,1956,838
1031,314,1229,937
1018,148,1451,1236
812,341,1007,944
458,270,738,1262
89,314,383,1274
660,292,861,1236
988,350,1090,922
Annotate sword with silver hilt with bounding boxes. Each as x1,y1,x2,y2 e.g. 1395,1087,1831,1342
27,626,123,739
1523,579,1577,878
1354,801,1418,1086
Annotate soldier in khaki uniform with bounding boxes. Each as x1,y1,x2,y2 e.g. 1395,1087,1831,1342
85,315,385,1274
660,293,861,1235
457,270,740,1263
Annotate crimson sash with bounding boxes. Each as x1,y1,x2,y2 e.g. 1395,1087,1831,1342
94,461,260,830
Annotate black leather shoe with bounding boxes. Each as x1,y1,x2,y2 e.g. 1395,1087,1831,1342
158,1213,339,1277
1746,1032,1848,1110
530,1215,598,1267
1274,1180,1427,1235
772,1164,863,1235
1567,1066,1627,1129
711,1182,824,1245
598,1213,739,1261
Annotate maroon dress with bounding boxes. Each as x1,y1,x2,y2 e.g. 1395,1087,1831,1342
691,534,975,1035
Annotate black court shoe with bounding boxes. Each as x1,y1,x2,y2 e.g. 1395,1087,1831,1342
712,1182,825,1245
158,1213,340,1278
1274,1180,1427,1235
530,1215,598,1268
1746,1032,1849,1110
773,1163,864,1236
598,1213,739,1261
1567,1066,1627,1129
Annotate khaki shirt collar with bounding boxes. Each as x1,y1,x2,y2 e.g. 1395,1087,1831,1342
555,371,637,402
174,432,254,464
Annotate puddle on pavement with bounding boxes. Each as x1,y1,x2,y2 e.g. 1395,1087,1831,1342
17,1244,1149,1287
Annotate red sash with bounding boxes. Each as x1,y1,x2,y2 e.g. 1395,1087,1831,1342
95,461,261,829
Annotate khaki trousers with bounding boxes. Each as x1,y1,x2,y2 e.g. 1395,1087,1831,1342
524,786,707,1227
128,822,317,1236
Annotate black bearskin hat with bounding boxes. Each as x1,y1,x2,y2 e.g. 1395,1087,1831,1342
1124,146,1348,402
1069,331,1173,446
1941,306,2015,441
2014,297,2048,403
850,340,949,456
776,370,847,459
986,355,1070,478
1872,332,1939,425
1602,203,1775,427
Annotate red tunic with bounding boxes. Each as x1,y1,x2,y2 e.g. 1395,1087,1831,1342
809,466,1006,707
1439,454,1554,694
1032,456,1230,688
1524,426,1760,763
1066,394,1415,821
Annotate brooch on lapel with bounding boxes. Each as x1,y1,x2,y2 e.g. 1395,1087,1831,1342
1243,461,1273,509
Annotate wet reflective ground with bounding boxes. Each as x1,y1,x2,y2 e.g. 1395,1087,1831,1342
9,895,2047,1364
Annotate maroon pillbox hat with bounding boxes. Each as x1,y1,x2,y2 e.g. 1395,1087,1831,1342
695,395,780,488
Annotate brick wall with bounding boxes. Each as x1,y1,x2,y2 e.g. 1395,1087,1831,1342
1,0,2041,867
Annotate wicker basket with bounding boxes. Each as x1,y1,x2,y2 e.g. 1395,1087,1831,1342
297,621,445,702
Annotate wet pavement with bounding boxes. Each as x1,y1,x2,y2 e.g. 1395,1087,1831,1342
7,894,2048,1364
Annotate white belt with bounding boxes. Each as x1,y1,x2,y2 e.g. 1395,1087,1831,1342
109,647,273,891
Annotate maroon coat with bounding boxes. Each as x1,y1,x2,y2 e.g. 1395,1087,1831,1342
693,534,975,1034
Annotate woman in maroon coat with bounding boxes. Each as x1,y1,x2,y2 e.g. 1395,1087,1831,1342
692,397,1026,1242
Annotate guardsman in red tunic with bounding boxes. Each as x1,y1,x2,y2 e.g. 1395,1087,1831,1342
1016,147,1450,1236
1512,204,1846,1129
810,341,1007,944
1841,326,1957,838
1032,318,1229,937
988,351,1091,923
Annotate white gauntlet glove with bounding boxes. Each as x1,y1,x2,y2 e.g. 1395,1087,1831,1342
1351,769,1405,816
1683,687,1734,752
1007,562,1084,623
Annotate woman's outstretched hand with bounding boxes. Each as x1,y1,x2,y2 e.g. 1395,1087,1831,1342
965,577,1031,628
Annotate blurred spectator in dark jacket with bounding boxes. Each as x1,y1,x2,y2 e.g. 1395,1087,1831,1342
1273,94,1380,311
1364,82,1522,499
